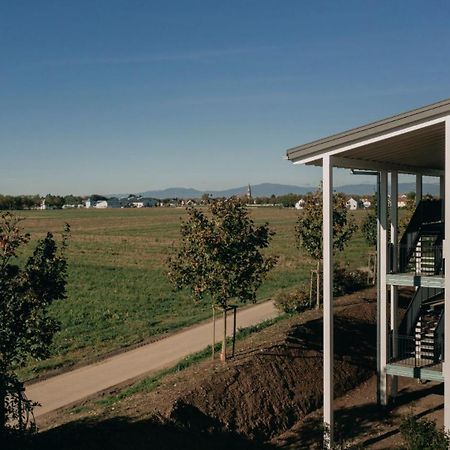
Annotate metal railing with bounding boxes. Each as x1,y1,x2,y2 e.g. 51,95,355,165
390,240,443,275
389,333,442,369
398,199,443,273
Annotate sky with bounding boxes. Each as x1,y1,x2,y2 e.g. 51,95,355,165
1,0,450,196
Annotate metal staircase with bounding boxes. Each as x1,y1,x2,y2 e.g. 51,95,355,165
390,199,445,369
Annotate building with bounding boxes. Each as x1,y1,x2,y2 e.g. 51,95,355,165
286,98,449,448
130,197,158,208
346,197,358,210
361,198,372,208
92,198,120,208
294,199,305,210
398,194,408,208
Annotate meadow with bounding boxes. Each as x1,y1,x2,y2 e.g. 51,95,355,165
15,207,371,380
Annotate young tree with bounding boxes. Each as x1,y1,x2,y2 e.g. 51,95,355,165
0,213,69,438
167,198,277,361
295,188,357,307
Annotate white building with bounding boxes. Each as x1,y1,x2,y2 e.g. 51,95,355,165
95,198,120,209
295,199,305,210
346,197,358,210
286,98,450,448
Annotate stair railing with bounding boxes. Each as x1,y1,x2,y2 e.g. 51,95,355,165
399,199,443,273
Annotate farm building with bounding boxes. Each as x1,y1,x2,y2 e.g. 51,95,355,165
131,197,158,208
346,197,358,210
286,98,450,448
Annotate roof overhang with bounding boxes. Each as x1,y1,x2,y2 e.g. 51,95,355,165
286,98,450,176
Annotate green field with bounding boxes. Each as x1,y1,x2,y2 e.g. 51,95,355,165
15,207,371,380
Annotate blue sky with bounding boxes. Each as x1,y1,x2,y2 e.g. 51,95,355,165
1,1,449,195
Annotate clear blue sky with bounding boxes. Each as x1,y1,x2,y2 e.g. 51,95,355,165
1,1,449,195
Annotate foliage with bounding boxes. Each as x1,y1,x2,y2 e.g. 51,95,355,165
274,265,368,314
0,213,69,436
167,197,277,309
295,188,358,260
399,414,450,450
361,212,377,247
273,287,311,313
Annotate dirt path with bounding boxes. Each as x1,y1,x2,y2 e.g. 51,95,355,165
27,300,278,421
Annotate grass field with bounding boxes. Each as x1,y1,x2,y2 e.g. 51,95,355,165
15,207,371,380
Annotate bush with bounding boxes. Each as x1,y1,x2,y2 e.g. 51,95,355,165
273,287,311,314
274,265,368,314
399,414,450,450
333,265,368,297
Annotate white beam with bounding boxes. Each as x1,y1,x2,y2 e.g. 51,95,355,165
316,156,443,177
390,171,399,398
416,174,423,206
444,117,450,432
378,170,388,406
323,155,334,448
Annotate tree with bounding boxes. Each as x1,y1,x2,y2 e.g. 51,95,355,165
0,213,69,439
361,212,377,247
167,198,277,361
295,187,357,307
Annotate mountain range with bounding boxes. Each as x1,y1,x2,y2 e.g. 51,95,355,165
115,182,439,199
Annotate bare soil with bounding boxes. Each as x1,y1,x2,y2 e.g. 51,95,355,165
28,287,388,450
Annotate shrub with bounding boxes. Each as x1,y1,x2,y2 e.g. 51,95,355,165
273,287,311,314
399,414,450,450
274,265,368,314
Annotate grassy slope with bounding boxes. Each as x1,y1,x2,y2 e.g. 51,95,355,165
15,207,370,379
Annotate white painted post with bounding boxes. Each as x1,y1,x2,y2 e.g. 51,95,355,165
390,171,399,397
323,155,334,448
416,174,423,206
444,118,450,431
379,170,388,406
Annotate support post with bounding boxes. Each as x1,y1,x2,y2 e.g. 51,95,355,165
232,306,237,358
378,170,388,406
212,306,216,360
221,308,227,362
444,118,450,431
390,171,399,397
416,174,423,206
322,155,334,448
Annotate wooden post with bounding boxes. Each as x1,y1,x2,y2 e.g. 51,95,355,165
212,305,216,360
416,174,423,206
309,269,314,307
232,306,237,357
390,171,399,397
444,117,450,432
221,307,227,362
316,260,320,309
378,170,388,406
323,155,334,448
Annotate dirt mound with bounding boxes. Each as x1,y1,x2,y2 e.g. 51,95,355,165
165,293,377,442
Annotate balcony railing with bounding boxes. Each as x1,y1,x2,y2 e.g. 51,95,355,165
389,241,443,276
389,333,442,370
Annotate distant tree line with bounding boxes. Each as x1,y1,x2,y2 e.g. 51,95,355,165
0,194,83,210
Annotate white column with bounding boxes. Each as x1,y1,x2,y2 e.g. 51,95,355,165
416,174,423,206
390,171,399,397
444,118,450,431
323,155,334,448
378,170,388,406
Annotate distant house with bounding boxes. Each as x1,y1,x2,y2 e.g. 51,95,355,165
295,199,305,210
94,198,121,209
131,197,158,208
398,194,408,208
346,197,358,210
361,198,372,209
85,198,95,208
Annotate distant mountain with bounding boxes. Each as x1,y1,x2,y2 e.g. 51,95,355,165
115,182,439,199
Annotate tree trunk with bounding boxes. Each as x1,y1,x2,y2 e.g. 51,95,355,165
220,307,227,362
316,259,320,309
